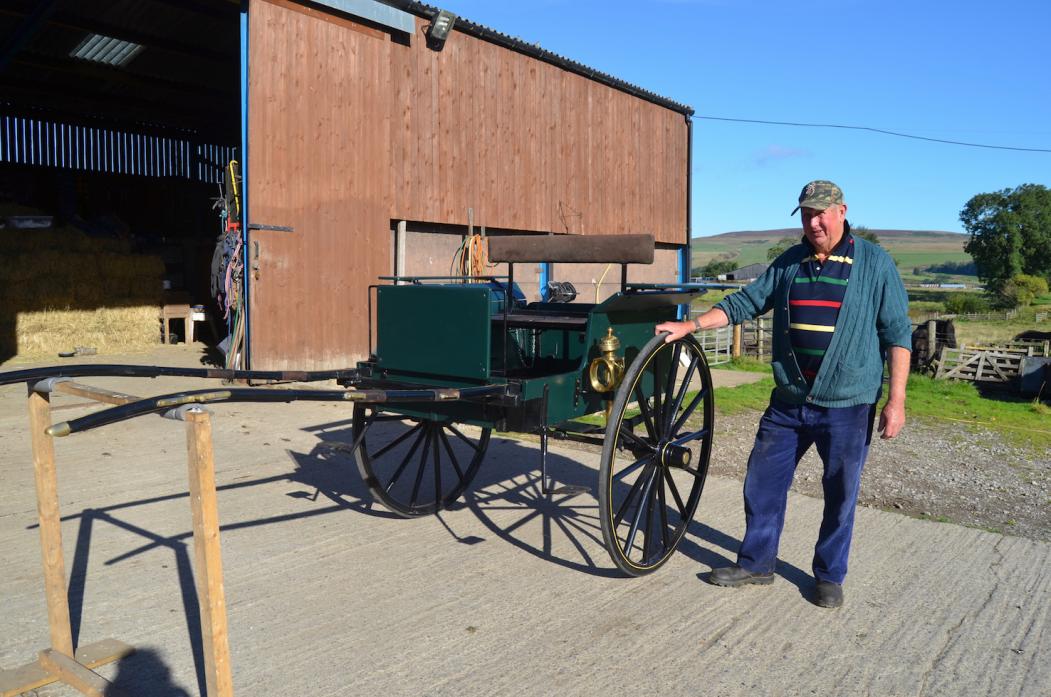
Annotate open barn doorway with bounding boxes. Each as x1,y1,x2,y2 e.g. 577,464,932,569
0,0,242,365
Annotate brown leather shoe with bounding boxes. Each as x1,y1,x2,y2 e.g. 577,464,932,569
708,565,775,587
815,580,844,608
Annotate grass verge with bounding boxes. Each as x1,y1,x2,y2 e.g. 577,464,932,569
575,364,1049,455
897,374,1051,452
712,368,1050,454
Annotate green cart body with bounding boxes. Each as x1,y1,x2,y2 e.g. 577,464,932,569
348,233,718,575
361,281,695,430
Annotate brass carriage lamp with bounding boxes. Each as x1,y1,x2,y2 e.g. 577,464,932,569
589,328,625,419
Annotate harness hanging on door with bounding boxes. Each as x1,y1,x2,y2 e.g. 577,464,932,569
209,160,246,369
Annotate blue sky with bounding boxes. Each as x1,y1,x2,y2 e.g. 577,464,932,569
435,0,1050,237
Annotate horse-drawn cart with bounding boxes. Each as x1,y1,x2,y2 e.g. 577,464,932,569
2,233,716,576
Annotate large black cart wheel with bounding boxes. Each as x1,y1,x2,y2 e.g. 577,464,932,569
598,332,714,576
352,406,491,517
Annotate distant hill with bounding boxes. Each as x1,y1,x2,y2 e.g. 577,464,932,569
692,229,974,279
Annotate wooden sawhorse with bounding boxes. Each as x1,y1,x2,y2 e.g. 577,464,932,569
0,379,234,697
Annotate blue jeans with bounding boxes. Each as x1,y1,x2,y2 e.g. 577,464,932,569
736,399,876,584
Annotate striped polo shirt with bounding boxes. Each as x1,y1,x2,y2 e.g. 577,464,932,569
790,231,854,383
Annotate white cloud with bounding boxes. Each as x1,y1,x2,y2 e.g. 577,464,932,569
753,145,811,166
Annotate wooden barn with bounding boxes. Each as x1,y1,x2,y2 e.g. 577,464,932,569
0,0,693,369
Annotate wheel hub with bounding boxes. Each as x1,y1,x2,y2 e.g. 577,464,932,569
659,442,692,469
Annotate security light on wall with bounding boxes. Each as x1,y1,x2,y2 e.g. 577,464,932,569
427,9,457,50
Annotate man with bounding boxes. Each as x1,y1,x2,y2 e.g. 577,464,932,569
657,180,911,608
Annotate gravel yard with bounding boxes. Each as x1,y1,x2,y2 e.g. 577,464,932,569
710,410,1051,542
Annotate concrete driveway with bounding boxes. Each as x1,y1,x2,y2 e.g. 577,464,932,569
0,349,1046,696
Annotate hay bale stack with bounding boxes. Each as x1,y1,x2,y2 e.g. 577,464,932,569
0,225,165,358
13,307,163,356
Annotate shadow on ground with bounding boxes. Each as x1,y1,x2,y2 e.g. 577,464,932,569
36,412,814,695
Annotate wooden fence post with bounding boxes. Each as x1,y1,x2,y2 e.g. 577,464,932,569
732,324,742,359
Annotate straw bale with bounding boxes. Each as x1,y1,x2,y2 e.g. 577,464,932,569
13,307,161,358
1,224,165,358
0,226,129,254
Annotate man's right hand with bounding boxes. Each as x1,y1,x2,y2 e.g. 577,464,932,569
659,307,729,343
655,320,696,343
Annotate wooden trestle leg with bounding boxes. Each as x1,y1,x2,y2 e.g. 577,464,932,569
2,384,234,696
185,409,235,697
0,384,133,697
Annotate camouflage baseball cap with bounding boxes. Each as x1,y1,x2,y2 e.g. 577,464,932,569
791,180,844,215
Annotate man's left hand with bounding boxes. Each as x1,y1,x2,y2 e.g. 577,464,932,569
878,400,905,439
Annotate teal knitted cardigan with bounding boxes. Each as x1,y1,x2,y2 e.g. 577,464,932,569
715,236,912,408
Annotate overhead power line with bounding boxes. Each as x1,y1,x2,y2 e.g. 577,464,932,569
695,115,1051,153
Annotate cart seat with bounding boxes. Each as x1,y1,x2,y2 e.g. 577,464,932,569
491,311,587,330
487,233,654,264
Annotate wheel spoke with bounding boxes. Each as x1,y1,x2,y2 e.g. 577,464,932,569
612,454,653,482
369,421,423,460
633,383,658,441
670,427,711,449
618,424,657,453
651,360,663,438
383,425,428,493
409,427,433,507
664,469,687,518
642,475,657,561
657,469,670,550
660,344,681,436
347,412,377,452
447,424,482,452
613,462,653,526
670,387,709,437
438,429,466,480
623,467,658,556
665,355,698,437
432,428,442,505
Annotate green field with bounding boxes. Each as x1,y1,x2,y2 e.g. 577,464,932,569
692,228,975,281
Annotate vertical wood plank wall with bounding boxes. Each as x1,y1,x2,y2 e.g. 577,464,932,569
389,17,688,242
248,2,689,368
248,0,392,369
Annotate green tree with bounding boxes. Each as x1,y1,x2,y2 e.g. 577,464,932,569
699,259,738,277
852,225,880,245
1000,274,1050,308
961,184,1051,293
766,236,799,261
944,293,991,314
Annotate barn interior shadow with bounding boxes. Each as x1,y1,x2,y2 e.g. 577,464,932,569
0,165,222,365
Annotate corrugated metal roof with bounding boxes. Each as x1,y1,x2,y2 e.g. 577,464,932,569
376,0,694,116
